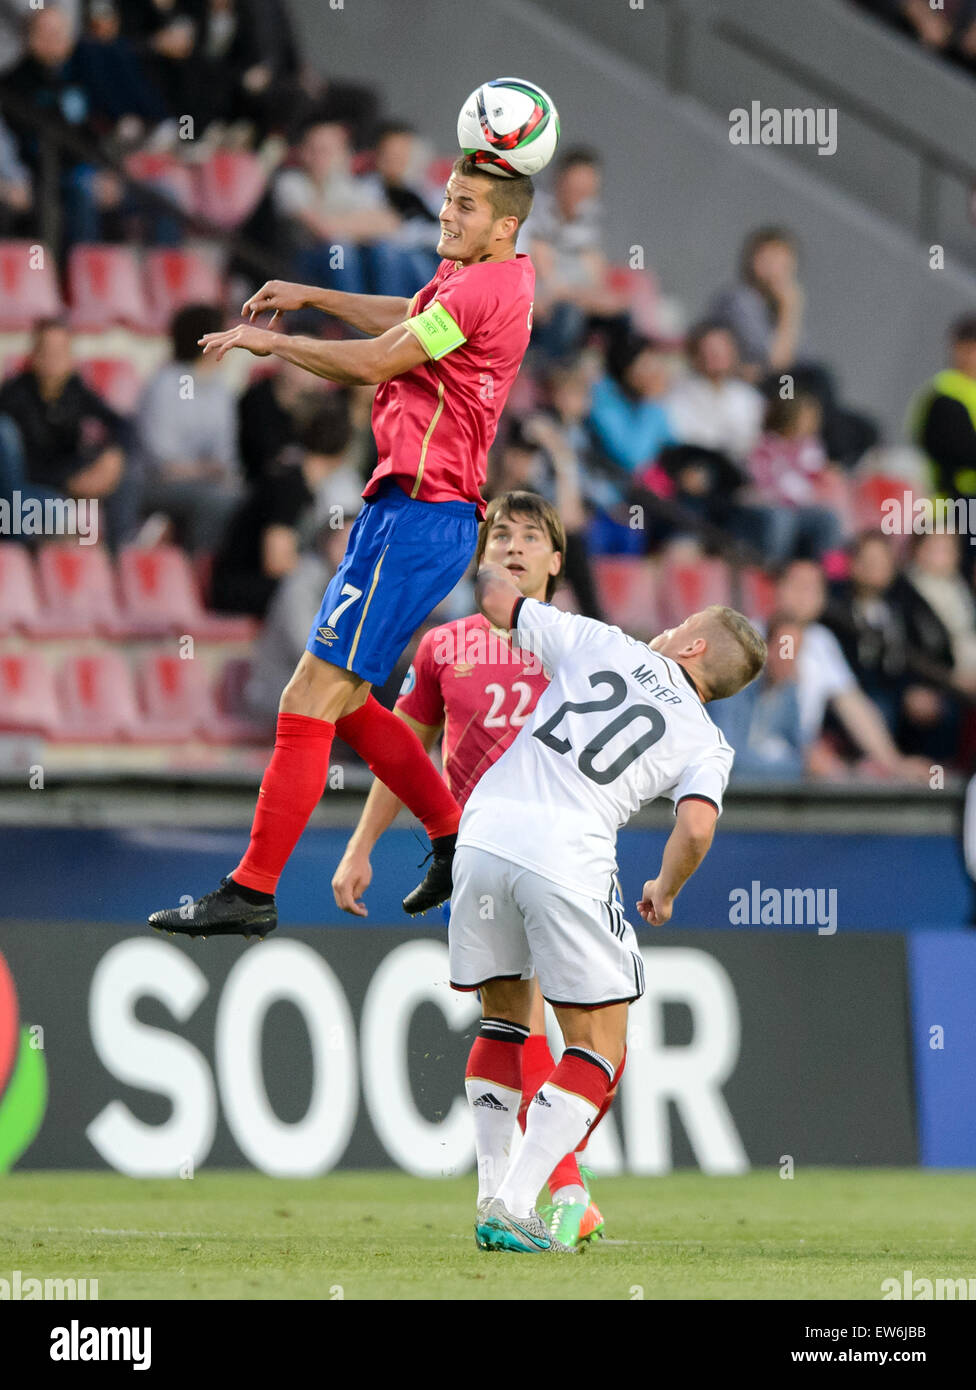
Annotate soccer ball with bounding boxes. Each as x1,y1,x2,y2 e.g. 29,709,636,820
457,78,560,178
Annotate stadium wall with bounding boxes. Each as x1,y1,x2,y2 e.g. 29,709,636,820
1,826,972,1175
287,0,976,441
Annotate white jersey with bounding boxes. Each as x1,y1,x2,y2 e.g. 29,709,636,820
457,598,734,900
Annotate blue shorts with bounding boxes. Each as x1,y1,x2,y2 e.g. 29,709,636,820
306,479,479,686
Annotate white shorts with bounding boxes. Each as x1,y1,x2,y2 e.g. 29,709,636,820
449,845,645,1007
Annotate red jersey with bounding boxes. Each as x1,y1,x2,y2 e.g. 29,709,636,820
364,255,535,518
396,613,550,808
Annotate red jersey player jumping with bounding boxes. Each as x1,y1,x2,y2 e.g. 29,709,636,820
149,157,536,938
331,491,616,1248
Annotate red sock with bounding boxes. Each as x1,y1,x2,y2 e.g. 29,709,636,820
465,1026,525,1093
517,1034,584,1197
336,695,460,839
517,1034,554,1133
232,712,335,895
576,1045,626,1154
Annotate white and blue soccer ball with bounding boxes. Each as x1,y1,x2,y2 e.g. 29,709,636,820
457,78,560,178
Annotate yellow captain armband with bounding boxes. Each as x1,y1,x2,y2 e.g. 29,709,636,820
404,300,467,360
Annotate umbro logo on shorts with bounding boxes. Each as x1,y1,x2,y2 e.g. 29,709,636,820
316,626,337,643
473,1092,508,1111
533,1091,552,1107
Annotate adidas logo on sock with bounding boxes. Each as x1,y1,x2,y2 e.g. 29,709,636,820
533,1090,552,1107
473,1092,508,1111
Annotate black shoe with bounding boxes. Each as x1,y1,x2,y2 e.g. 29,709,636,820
402,834,456,917
148,877,277,939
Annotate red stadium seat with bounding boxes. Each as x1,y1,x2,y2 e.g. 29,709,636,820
67,245,152,332
135,650,211,741
144,250,224,332
426,156,455,187
740,566,777,626
53,650,139,742
77,357,145,415
125,151,195,214
591,556,659,639
206,657,273,743
195,151,266,229
657,551,731,628
854,474,910,534
117,544,258,639
0,241,62,330
0,544,42,636
35,542,126,637
0,651,60,735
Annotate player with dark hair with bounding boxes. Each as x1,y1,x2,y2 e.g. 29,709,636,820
149,157,536,938
332,489,605,1247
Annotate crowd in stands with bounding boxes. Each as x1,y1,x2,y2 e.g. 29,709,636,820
1,1,975,786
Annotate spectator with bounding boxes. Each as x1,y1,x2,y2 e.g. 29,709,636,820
774,557,928,779
711,613,806,780
118,0,212,135
525,146,630,361
740,391,847,564
0,316,134,546
237,354,330,484
71,1,169,143
134,303,241,553
0,0,81,75
588,332,677,476
911,313,976,503
0,109,31,233
906,531,976,681
708,226,877,467
823,530,957,759
1,6,123,247
210,393,357,617
666,322,764,461
273,119,402,296
359,121,441,290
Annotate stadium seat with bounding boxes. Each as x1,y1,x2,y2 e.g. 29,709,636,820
195,151,266,229
117,544,258,639
66,245,152,333
0,650,60,735
591,556,659,639
0,241,62,330
657,551,732,628
135,650,213,742
77,358,145,416
144,250,224,332
426,156,455,187
125,151,196,215
854,474,909,534
0,543,58,636
206,657,273,743
740,566,777,626
53,650,140,742
35,542,126,638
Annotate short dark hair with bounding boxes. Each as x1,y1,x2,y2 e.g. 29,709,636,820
171,303,223,362
31,316,69,343
951,314,976,344
475,489,565,602
451,155,534,230
373,120,416,143
300,393,352,457
555,145,601,175
686,320,740,362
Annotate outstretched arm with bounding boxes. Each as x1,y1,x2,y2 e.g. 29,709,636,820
199,320,430,385
637,798,718,925
243,279,412,337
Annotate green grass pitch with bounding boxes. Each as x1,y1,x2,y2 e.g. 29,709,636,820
2,1169,975,1300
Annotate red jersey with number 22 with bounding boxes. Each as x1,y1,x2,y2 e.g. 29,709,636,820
365,255,535,518
396,613,550,807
